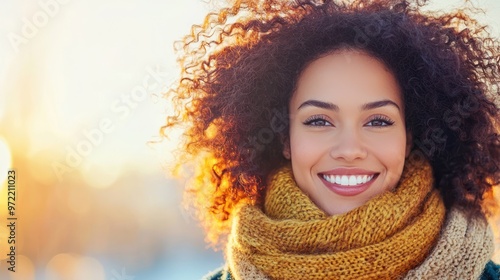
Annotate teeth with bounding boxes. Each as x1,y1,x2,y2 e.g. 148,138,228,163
348,176,356,186
322,174,375,186
341,176,349,185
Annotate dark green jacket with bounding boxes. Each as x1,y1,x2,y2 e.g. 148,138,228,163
203,261,500,279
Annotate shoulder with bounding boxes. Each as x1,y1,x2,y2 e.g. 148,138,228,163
202,266,231,280
481,260,500,280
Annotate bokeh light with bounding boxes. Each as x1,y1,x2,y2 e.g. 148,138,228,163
0,137,12,189
45,254,105,280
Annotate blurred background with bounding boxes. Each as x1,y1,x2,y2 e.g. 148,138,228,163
0,0,499,279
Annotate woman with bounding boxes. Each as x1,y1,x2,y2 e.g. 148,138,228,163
163,0,500,278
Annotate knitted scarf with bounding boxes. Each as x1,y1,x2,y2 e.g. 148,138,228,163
226,156,494,279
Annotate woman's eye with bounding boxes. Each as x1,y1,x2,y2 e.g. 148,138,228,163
303,117,332,126
365,117,395,127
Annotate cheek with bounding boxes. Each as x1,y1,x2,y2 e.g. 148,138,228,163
288,126,326,190
290,130,316,165
368,131,407,187
289,126,328,166
371,136,406,158
368,125,407,155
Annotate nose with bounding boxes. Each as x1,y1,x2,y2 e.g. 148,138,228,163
329,128,367,162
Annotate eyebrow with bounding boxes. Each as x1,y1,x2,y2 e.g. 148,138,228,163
297,99,400,111
297,100,339,111
362,100,401,111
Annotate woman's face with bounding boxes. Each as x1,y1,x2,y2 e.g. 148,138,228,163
287,50,412,215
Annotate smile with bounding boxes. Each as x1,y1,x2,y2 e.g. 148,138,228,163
321,174,375,187
318,170,380,196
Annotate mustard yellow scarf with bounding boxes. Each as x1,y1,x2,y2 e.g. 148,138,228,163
227,156,448,279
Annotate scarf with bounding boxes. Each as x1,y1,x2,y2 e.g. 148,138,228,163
226,155,493,279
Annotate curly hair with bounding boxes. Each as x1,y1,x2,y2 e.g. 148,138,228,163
163,0,500,246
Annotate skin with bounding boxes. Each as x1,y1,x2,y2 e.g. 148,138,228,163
285,50,412,215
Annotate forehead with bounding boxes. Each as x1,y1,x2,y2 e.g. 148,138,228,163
292,50,403,108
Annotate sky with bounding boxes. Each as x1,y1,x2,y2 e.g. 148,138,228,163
0,0,499,279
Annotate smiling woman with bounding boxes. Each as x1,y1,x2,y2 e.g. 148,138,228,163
287,50,411,215
163,0,500,279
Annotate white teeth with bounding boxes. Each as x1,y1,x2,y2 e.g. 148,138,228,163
341,176,349,185
322,174,375,186
348,176,356,186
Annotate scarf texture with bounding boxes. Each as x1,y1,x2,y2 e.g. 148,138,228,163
226,155,494,279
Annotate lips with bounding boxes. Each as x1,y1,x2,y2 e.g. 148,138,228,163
322,174,375,186
318,169,379,196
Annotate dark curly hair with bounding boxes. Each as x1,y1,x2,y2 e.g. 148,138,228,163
163,0,500,246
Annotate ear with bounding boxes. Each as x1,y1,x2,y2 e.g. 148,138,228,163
405,130,413,158
282,138,291,160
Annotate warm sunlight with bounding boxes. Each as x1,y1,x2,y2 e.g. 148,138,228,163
0,137,12,190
